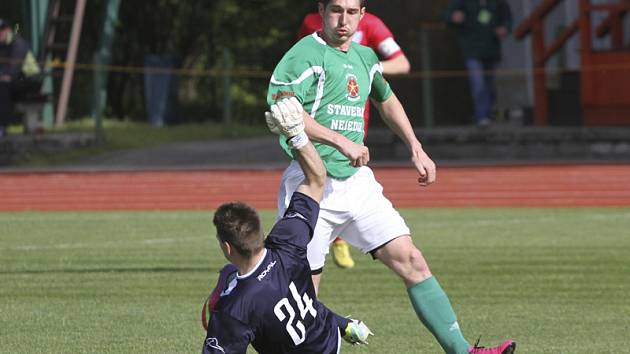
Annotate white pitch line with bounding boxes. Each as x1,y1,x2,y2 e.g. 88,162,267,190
3,236,206,252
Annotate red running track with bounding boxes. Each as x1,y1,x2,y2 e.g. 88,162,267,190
1,164,630,211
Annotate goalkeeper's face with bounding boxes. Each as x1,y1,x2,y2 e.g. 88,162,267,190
319,0,365,49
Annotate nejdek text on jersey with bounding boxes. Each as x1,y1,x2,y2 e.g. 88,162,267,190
327,104,364,133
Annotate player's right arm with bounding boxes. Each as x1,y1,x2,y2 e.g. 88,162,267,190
267,39,369,168
266,98,326,203
303,113,370,168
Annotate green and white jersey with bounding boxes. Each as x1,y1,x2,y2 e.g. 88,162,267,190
267,32,393,180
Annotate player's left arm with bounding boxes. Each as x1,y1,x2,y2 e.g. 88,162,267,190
368,57,435,186
372,94,436,186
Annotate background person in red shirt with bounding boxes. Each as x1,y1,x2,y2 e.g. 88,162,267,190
298,8,410,269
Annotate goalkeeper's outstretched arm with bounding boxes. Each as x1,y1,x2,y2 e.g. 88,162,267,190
293,140,326,203
265,97,326,203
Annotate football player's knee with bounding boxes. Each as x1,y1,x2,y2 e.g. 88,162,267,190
388,247,431,284
408,248,431,279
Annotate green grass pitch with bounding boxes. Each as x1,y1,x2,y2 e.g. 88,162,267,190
1,208,629,353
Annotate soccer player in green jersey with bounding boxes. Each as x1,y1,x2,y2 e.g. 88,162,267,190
267,1,515,353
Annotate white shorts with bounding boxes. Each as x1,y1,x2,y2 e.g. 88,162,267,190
277,161,410,270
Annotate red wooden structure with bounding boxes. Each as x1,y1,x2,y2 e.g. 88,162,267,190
515,0,630,126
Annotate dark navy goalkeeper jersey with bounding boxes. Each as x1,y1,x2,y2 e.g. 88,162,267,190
203,192,345,354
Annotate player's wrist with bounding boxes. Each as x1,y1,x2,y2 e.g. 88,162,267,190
334,134,355,153
409,139,423,151
287,131,309,150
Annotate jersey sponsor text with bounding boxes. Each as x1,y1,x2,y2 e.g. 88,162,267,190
257,261,277,281
330,119,363,133
326,104,364,118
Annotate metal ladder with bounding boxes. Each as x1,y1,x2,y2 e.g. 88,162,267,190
39,0,86,127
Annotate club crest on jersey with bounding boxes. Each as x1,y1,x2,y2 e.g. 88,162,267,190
346,74,361,102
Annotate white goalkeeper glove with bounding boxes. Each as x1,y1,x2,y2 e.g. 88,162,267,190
265,97,305,138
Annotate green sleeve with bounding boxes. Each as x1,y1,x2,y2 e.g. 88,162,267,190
357,46,392,103
267,40,321,106
370,68,393,103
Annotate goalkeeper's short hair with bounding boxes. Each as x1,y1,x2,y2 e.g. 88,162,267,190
213,202,264,258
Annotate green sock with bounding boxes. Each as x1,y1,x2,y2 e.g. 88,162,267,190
407,276,470,354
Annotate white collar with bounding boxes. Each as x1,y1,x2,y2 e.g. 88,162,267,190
236,248,268,279
312,31,327,45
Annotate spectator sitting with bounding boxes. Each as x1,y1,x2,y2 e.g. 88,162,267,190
0,18,42,137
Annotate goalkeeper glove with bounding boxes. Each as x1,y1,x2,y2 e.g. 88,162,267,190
265,97,305,138
343,319,374,345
